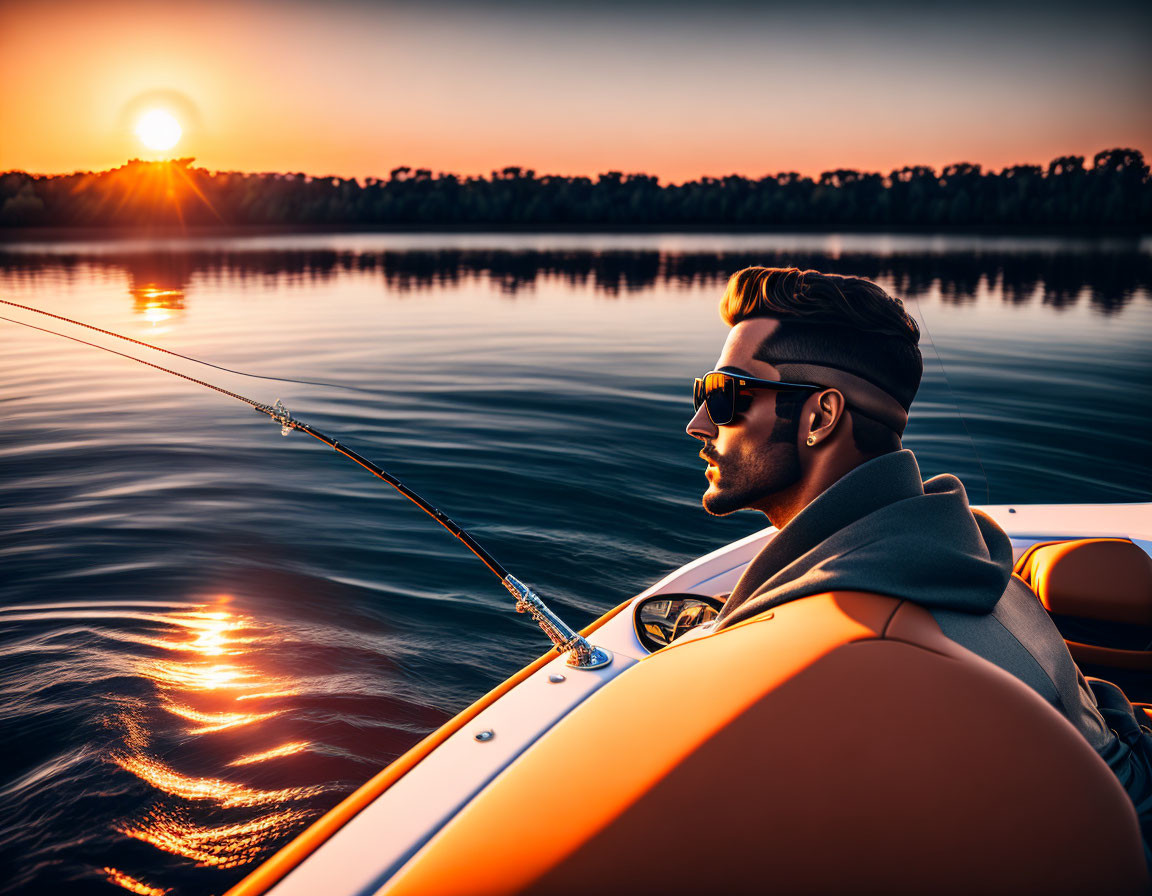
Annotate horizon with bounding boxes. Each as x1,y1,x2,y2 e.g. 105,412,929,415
8,147,1147,186
2,0,1150,183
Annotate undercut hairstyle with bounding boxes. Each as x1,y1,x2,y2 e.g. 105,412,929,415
720,267,923,456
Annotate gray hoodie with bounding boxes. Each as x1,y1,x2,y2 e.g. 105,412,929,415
716,449,1152,832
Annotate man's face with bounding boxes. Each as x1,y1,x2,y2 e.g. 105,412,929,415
686,318,802,516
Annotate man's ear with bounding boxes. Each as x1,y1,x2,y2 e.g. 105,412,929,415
804,389,848,447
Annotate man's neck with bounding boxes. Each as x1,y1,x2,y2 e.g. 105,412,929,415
758,449,893,530
757,480,808,530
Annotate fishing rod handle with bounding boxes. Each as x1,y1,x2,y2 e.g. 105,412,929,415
503,575,612,670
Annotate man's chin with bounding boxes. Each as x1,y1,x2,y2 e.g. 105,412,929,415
701,485,744,517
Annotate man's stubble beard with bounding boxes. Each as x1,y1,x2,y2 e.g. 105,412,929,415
700,400,803,517
701,437,801,517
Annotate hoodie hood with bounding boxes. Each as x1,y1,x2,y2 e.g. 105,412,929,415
715,450,1013,630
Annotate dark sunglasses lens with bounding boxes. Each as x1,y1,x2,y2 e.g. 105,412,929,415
693,378,705,411
703,372,735,425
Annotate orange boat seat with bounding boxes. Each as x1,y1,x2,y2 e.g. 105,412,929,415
1015,539,1152,686
380,592,1146,896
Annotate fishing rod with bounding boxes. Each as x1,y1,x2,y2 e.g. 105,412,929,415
0,302,612,670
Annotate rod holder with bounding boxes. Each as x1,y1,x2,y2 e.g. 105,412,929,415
503,575,612,669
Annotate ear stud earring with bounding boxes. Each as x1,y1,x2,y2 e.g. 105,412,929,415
806,435,816,446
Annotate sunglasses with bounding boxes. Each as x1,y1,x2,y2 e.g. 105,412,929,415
692,370,821,426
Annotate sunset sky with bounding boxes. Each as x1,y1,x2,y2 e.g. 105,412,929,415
1,0,1149,184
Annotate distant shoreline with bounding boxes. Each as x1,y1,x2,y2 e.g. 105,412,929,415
3,151,1148,235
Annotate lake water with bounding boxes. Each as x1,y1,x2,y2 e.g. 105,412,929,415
1,233,1150,895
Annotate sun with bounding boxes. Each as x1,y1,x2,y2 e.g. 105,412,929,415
135,109,182,152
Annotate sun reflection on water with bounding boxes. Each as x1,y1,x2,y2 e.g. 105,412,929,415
117,806,314,870
160,700,282,734
108,598,323,888
229,741,310,767
113,753,324,809
130,282,185,325
104,866,169,896
136,610,289,696
143,657,263,692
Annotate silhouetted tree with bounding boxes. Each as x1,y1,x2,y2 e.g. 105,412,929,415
1,150,1148,232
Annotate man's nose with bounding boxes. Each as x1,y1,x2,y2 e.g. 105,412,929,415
686,402,717,442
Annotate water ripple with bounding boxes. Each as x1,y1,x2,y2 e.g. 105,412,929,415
1,236,1149,895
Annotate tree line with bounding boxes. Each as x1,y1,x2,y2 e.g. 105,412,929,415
0,148,1148,231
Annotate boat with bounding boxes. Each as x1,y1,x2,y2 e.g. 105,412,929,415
220,500,1152,895
5,293,1147,894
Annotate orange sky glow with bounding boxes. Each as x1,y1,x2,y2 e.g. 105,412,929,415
1,0,1149,184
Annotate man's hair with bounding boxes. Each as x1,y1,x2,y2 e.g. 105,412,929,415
720,267,923,455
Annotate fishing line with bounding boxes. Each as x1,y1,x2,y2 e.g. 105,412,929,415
0,298,373,393
1,314,272,408
0,310,608,667
910,298,992,506
0,311,503,568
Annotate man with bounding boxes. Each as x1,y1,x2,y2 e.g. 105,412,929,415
685,265,1152,839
